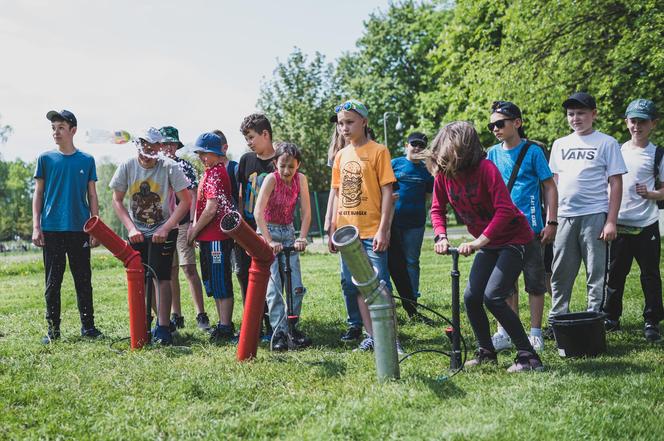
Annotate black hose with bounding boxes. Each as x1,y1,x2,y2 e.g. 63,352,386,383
390,293,467,377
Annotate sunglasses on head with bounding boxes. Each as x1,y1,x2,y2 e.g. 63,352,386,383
334,101,366,116
487,118,515,131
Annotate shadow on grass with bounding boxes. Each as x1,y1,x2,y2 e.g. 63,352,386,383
410,373,466,399
306,358,348,377
549,358,653,377
300,318,362,350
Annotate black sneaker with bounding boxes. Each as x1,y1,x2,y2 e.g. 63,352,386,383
170,313,185,330
81,326,103,339
542,327,556,340
340,326,363,342
464,348,498,368
604,319,621,332
210,323,235,344
644,322,661,342
507,350,544,373
41,326,61,345
196,313,211,331
289,328,312,348
272,331,289,351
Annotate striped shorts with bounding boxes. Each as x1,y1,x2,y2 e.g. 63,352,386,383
199,239,234,299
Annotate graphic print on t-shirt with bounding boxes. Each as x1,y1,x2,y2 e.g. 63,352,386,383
130,180,164,225
341,161,363,208
561,147,596,160
243,171,269,219
449,181,492,225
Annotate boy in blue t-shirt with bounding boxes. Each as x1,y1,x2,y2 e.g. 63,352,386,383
389,132,434,320
486,101,559,352
32,109,102,344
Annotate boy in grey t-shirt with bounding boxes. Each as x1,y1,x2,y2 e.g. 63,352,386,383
547,93,627,333
605,99,663,342
109,127,191,345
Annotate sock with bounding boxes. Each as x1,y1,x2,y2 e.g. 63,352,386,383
497,327,509,338
530,328,542,337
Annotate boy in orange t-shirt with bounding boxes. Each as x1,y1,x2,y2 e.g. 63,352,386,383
330,99,397,351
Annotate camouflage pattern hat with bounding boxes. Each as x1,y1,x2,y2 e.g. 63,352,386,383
159,126,184,149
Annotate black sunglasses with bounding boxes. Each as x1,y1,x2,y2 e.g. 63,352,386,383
410,140,426,148
487,118,515,131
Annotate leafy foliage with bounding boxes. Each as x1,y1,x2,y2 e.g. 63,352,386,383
0,159,34,240
336,0,451,152
258,48,341,191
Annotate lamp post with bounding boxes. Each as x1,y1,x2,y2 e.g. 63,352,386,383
383,111,403,148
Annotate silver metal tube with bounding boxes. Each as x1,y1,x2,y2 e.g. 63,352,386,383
332,225,400,381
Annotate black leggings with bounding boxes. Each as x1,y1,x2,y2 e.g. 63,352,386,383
464,245,534,352
605,222,663,323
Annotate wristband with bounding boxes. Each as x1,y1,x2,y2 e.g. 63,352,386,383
434,234,448,243
547,221,559,226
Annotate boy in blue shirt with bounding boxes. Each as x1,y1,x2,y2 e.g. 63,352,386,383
486,101,558,352
32,109,102,344
390,132,434,320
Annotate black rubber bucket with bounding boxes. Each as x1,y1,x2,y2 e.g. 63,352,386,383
549,311,607,357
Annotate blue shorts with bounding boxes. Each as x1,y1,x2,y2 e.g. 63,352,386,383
199,240,233,299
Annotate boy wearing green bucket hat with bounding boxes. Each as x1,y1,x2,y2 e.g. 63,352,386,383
159,126,211,332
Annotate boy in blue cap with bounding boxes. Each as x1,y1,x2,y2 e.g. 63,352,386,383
33,109,102,344
188,132,236,343
605,99,663,341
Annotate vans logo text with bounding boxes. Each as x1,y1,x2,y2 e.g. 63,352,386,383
562,148,596,160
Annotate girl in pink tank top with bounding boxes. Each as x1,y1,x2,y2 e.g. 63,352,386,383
254,142,313,349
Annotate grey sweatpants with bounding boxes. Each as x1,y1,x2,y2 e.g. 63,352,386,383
549,213,609,320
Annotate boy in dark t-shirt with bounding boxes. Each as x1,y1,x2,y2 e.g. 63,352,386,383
237,114,276,337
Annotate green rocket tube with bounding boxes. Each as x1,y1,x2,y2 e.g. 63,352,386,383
332,225,400,381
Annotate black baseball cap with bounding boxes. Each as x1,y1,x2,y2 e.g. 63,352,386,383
46,109,77,127
46,110,78,127
491,101,522,119
407,132,428,148
563,92,596,110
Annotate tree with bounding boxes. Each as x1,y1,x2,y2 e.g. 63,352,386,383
0,114,11,144
419,0,664,147
258,48,341,191
336,1,451,152
0,159,33,240
95,160,125,236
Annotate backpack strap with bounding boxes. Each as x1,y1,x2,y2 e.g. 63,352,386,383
654,146,663,182
507,142,532,192
654,146,664,209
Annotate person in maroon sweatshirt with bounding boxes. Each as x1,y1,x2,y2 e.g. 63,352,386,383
428,121,543,372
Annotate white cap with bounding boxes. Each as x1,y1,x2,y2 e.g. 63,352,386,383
138,127,165,144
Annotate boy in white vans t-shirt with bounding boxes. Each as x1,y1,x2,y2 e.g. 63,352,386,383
547,92,627,332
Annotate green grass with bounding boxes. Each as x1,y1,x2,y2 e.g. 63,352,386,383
1,240,663,440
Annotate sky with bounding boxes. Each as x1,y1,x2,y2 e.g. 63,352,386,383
0,0,390,163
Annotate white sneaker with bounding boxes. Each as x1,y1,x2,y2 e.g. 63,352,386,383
529,335,544,352
491,332,513,351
